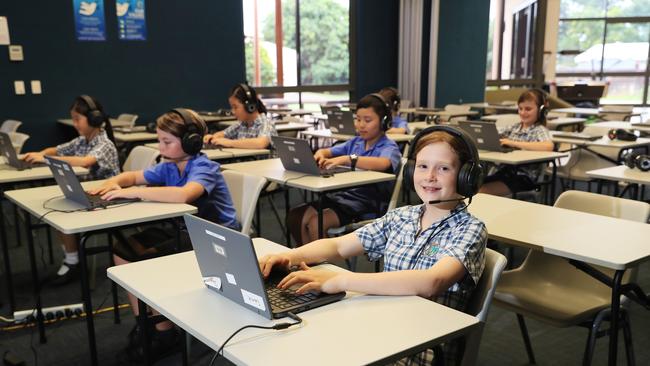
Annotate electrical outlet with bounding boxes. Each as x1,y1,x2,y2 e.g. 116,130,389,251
13,303,84,322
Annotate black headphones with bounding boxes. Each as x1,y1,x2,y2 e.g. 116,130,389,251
529,88,548,122
79,95,106,128
403,125,484,198
608,128,637,141
169,108,204,156
623,151,650,171
381,87,401,111
239,83,258,114
368,93,393,131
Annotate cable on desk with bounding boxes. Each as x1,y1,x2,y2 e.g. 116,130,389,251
208,312,303,366
282,174,311,184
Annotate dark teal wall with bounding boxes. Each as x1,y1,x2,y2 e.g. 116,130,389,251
435,0,490,107
0,1,245,151
353,0,399,101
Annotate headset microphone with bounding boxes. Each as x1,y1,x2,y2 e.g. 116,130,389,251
428,197,466,204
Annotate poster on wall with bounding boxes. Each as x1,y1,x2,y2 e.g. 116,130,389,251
116,0,147,41
72,0,106,41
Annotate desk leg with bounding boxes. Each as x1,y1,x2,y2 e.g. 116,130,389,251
608,270,624,366
284,189,291,247
180,328,189,366
24,212,46,343
137,299,152,366
551,160,557,205
317,193,324,239
79,234,98,366
0,189,15,312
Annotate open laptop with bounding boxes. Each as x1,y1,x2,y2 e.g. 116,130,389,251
458,120,516,153
327,110,356,135
184,214,345,319
44,156,140,210
0,132,44,170
271,136,352,177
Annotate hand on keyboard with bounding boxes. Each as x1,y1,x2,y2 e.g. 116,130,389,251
276,262,342,294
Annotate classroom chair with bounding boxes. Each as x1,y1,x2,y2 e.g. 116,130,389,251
8,132,29,153
222,170,267,235
0,119,22,134
117,113,139,128
493,190,650,365
489,114,520,129
327,158,407,271
459,248,508,366
599,105,634,122
121,146,159,172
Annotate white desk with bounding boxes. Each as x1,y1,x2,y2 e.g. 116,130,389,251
197,114,237,123
468,193,650,366
405,109,479,120
590,120,650,133
143,144,270,161
551,132,650,149
586,165,650,200
464,102,518,113
552,107,641,119
113,131,158,143
107,238,479,366
57,118,130,128
481,114,586,131
4,182,197,366
269,108,314,117
275,122,313,134
301,129,414,144
221,158,395,241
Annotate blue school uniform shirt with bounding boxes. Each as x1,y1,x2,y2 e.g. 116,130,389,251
328,135,401,216
143,154,239,230
391,115,409,132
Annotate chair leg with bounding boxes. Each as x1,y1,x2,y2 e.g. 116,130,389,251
621,310,635,366
516,314,536,364
583,309,609,366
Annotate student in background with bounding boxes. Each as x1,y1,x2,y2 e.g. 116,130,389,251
261,126,487,365
379,86,409,134
23,95,120,285
479,88,554,196
203,83,277,149
89,108,239,362
287,93,401,245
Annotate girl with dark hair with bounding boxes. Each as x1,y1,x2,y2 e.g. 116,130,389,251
203,83,277,149
379,86,410,134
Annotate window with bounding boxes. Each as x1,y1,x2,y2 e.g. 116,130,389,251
242,0,350,107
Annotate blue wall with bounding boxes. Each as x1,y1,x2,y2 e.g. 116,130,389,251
0,1,245,150
434,0,490,107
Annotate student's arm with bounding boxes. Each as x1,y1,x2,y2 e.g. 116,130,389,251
88,171,146,195
386,127,407,134
101,180,204,203
211,136,270,149
48,155,98,168
22,147,57,163
500,139,554,151
279,256,467,296
204,131,226,143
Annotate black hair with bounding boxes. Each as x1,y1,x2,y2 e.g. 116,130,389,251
379,87,401,112
229,84,267,114
70,96,116,144
356,94,390,122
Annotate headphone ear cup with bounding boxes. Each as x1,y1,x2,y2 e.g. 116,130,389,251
538,105,548,121
87,110,105,127
403,160,416,192
182,132,203,155
245,101,256,114
637,155,650,171
456,162,485,197
624,152,637,169
146,122,156,133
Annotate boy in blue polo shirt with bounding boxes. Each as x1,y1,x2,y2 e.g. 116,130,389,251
89,108,239,362
288,93,401,245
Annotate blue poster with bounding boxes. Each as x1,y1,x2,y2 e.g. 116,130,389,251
72,0,106,41
116,0,147,41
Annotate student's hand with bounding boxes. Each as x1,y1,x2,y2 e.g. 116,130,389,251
258,253,293,278
499,138,516,148
209,136,233,147
101,187,141,201
277,262,342,294
203,134,213,143
87,181,121,196
313,150,328,165
23,152,45,163
319,155,349,169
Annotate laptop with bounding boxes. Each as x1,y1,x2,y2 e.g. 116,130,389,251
271,136,352,177
552,131,602,141
0,132,44,170
44,156,140,210
184,214,345,319
458,120,516,153
327,110,356,135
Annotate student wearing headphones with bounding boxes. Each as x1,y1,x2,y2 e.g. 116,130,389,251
287,93,401,246
22,95,120,285
379,86,410,134
261,126,487,365
89,108,239,362
203,83,277,149
479,88,554,196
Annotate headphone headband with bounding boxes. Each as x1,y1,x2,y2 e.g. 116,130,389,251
80,94,97,111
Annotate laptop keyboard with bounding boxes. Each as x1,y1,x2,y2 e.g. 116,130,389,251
264,280,318,309
86,193,139,207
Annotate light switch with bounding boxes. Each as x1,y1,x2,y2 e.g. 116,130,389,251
30,80,42,94
14,80,25,95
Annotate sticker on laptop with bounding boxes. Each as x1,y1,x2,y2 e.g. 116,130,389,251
293,158,300,164
62,164,70,171
477,138,484,144
288,146,295,152
225,273,237,285
57,169,65,176
66,184,73,192
212,243,226,257
241,288,265,311
205,229,225,241
203,276,222,290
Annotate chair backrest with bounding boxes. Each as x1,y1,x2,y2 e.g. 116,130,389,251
399,99,412,109
117,114,139,128
491,114,520,129
459,248,507,366
122,146,160,172
1,120,22,134
555,190,649,224
465,248,508,321
387,158,407,211
8,132,29,153
222,170,267,234
444,104,471,113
